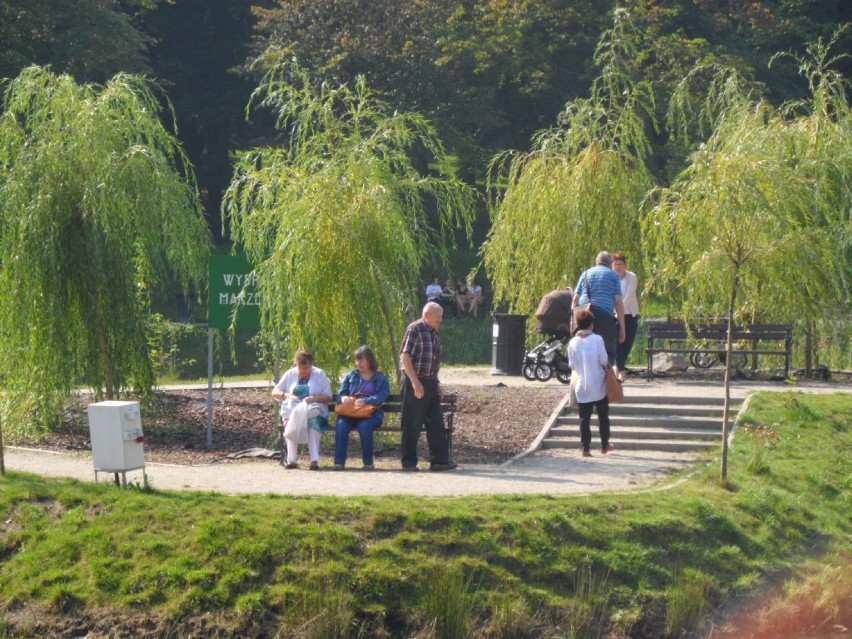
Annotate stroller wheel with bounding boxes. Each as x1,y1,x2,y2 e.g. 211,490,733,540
534,363,553,382
555,369,571,384
690,350,717,369
522,363,537,381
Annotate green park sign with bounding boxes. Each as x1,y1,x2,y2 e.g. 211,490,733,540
207,254,261,329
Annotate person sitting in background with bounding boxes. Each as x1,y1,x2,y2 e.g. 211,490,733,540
440,278,457,318
468,277,484,318
333,345,391,470
271,349,333,469
425,276,443,304
455,278,471,315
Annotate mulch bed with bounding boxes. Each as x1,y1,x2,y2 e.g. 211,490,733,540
15,385,569,466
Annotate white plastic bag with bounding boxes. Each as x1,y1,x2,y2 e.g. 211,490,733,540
284,400,309,444
568,370,580,408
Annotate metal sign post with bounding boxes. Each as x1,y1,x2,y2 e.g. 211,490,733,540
205,254,261,446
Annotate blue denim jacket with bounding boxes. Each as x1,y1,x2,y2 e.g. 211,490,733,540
337,370,391,419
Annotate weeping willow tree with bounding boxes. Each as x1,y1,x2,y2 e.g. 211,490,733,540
644,28,851,482
0,66,211,438
223,62,475,378
483,7,656,313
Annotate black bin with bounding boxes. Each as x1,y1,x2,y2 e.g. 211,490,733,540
491,313,528,375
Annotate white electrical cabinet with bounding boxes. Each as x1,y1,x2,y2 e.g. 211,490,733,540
88,400,146,485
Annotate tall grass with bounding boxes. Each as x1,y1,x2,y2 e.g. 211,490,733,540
420,563,476,639
666,568,713,636
562,566,611,639
0,392,849,637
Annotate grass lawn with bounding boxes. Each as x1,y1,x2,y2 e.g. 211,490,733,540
1,391,849,638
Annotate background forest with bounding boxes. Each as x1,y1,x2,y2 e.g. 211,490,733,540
3,0,850,234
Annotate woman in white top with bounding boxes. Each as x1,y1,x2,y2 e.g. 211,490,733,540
567,309,613,457
612,252,639,382
425,276,443,303
272,349,333,469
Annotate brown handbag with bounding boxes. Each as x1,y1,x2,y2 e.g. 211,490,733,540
334,402,378,419
606,366,623,403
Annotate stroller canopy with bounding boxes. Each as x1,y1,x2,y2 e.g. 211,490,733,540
535,288,574,335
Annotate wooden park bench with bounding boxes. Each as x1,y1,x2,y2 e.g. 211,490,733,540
277,393,458,463
645,321,794,380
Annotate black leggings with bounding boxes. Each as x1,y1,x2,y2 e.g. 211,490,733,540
578,396,610,451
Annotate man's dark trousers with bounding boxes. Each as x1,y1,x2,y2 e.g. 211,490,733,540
400,377,449,468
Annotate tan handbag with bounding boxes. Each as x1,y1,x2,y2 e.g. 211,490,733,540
334,402,378,419
606,366,623,403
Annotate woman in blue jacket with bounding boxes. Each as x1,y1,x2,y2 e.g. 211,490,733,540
333,345,391,470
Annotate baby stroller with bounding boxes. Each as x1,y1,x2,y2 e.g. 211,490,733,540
522,288,574,384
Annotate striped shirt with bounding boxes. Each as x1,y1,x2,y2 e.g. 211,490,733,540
574,265,622,315
400,318,442,378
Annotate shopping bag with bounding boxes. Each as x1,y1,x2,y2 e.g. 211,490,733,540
284,400,309,444
568,370,580,408
606,366,623,403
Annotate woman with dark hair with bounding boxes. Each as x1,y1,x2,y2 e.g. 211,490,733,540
612,252,639,382
333,345,391,470
567,310,614,457
455,277,471,315
468,277,484,318
272,349,333,469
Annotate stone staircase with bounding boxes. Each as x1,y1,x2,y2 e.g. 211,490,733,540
542,394,744,453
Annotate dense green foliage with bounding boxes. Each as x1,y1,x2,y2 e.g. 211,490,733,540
5,1,848,218
483,8,655,315
224,63,475,377
1,392,849,636
0,67,210,436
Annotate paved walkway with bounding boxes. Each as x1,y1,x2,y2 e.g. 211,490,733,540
4,369,847,497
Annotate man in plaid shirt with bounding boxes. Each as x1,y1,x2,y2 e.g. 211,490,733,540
398,302,457,471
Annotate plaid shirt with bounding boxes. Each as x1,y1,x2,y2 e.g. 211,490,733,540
400,318,442,378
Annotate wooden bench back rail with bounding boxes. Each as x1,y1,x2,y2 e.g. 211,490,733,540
646,321,793,379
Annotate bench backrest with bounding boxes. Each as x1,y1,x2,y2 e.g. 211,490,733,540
328,393,457,414
647,321,792,342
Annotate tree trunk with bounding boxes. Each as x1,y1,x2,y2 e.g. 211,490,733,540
721,268,740,484
76,206,117,399
804,317,814,377
0,413,5,476
91,273,117,400
379,293,400,387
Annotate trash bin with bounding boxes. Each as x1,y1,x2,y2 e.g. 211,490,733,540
491,313,528,375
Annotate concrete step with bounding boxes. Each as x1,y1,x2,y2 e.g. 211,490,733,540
541,438,717,453
549,426,720,441
556,414,728,430
540,391,742,454
606,404,736,417
613,395,742,407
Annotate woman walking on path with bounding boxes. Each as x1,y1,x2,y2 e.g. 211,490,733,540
567,309,614,457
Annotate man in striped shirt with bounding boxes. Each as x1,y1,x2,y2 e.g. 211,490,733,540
399,302,456,471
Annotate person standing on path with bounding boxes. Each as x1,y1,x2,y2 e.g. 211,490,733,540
567,309,613,457
398,302,457,471
573,251,625,366
612,252,639,382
